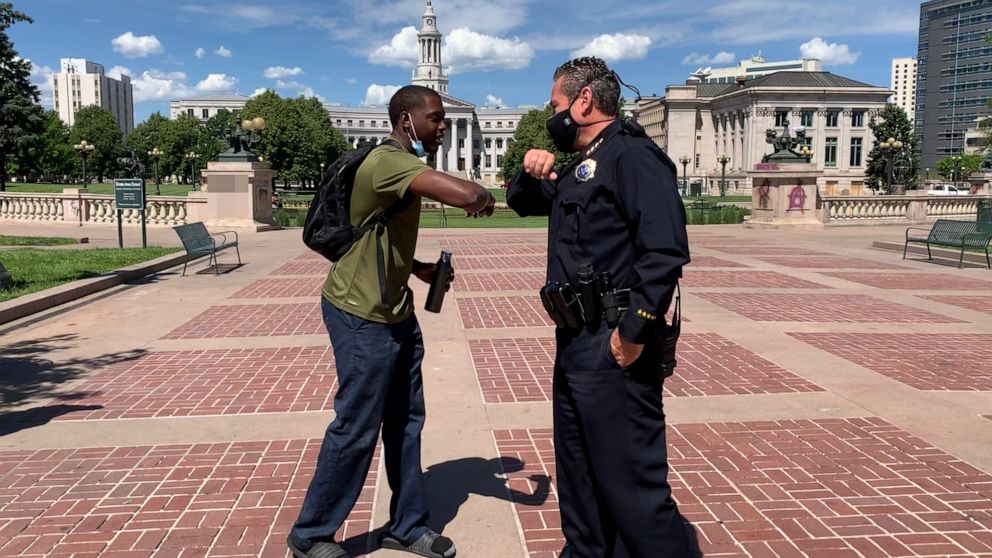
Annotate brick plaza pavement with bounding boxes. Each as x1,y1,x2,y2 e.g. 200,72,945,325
1,224,991,557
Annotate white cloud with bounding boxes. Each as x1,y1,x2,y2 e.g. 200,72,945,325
369,26,419,68
84,18,100,24
363,84,402,107
345,78,358,85
215,45,233,58
571,33,652,62
264,66,304,79
272,79,323,101
195,47,205,59
130,70,194,102
799,37,860,65
107,65,132,80
484,94,504,108
369,26,533,73
443,28,533,73
251,87,269,98
196,73,238,92
26,60,54,105
682,51,736,66
111,32,164,58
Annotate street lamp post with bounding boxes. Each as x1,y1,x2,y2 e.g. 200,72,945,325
73,140,95,187
319,162,325,189
678,155,691,197
878,137,904,193
148,147,163,195
925,167,930,182
717,153,730,201
184,151,198,191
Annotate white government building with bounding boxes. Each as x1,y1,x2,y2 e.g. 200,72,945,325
637,72,893,196
170,1,530,186
52,58,134,135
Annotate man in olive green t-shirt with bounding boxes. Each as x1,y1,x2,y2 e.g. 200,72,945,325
289,86,495,558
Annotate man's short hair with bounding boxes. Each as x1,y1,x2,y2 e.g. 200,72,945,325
388,85,442,127
553,57,621,117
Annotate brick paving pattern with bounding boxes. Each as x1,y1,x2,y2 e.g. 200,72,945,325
162,304,325,339
496,418,992,557
823,272,992,290
270,261,332,276
921,296,992,316
452,245,547,257
0,441,378,557
230,278,323,299
686,256,749,268
434,236,545,247
294,251,326,260
456,255,547,271
455,271,545,292
755,256,910,270
708,246,828,256
790,333,992,391
681,271,830,289
469,335,821,403
457,297,554,329
696,293,965,323
41,347,336,420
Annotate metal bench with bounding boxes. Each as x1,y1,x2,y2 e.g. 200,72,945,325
904,219,992,269
173,222,242,275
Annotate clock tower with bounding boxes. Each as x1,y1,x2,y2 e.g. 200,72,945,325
411,0,448,93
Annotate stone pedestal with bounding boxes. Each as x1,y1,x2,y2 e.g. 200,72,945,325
968,173,991,194
61,188,88,226
196,161,280,232
745,163,825,230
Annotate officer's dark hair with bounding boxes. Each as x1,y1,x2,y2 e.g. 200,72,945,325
388,85,442,127
553,57,621,117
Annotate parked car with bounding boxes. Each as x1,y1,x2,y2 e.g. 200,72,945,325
927,184,971,196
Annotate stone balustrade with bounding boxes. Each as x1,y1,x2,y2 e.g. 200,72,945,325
0,190,205,227
819,195,992,226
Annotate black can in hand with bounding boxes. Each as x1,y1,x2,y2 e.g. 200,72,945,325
425,250,453,313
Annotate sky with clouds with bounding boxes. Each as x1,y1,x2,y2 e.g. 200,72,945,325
11,0,921,124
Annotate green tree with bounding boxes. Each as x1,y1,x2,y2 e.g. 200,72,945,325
290,96,348,188
36,110,74,182
69,105,124,182
936,154,983,181
0,2,45,191
865,104,919,194
499,105,575,183
242,90,296,183
159,115,201,181
200,108,236,163
126,112,169,179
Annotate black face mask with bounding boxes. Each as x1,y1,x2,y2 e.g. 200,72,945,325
546,97,580,153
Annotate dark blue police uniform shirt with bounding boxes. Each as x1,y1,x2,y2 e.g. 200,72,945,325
507,119,690,344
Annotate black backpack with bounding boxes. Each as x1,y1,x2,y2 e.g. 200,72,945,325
303,138,415,305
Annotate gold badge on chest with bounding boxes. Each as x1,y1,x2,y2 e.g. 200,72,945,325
575,159,597,183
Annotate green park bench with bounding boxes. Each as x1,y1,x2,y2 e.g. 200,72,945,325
173,222,242,276
903,219,992,269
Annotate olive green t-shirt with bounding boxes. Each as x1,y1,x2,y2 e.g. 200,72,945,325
322,137,429,323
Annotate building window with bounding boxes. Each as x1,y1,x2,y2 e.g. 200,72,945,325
459,139,465,148
347,120,353,127
485,122,491,128
486,155,492,167
800,111,814,127
485,138,492,148
370,121,377,128
497,122,503,128
336,119,341,126
850,138,863,166
851,111,865,127
774,110,789,127
508,121,514,128
497,155,503,167
825,138,838,167
202,109,209,119
359,120,365,127
187,108,194,117
496,138,503,149
473,140,480,149
382,121,388,127
825,111,839,127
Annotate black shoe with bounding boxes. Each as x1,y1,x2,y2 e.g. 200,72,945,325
287,534,352,558
380,530,456,558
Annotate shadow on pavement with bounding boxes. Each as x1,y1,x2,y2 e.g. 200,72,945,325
0,333,146,427
0,404,104,436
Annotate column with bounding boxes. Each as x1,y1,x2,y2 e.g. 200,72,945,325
448,118,460,173
465,119,474,179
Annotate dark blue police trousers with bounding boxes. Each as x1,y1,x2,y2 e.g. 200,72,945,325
290,298,430,549
554,327,693,558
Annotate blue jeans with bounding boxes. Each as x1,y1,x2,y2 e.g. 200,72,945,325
291,298,430,548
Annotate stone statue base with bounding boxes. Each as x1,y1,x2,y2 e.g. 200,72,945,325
191,161,280,232
744,163,825,230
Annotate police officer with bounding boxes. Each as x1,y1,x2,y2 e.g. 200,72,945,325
507,57,693,558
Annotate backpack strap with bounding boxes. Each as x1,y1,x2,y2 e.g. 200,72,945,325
357,138,419,308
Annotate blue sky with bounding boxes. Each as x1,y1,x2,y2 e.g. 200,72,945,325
12,0,921,124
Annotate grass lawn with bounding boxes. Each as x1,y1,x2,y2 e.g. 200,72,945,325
0,246,181,302
421,208,546,228
6,183,196,197
0,235,78,246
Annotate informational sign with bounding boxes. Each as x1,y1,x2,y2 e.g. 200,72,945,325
114,179,145,210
